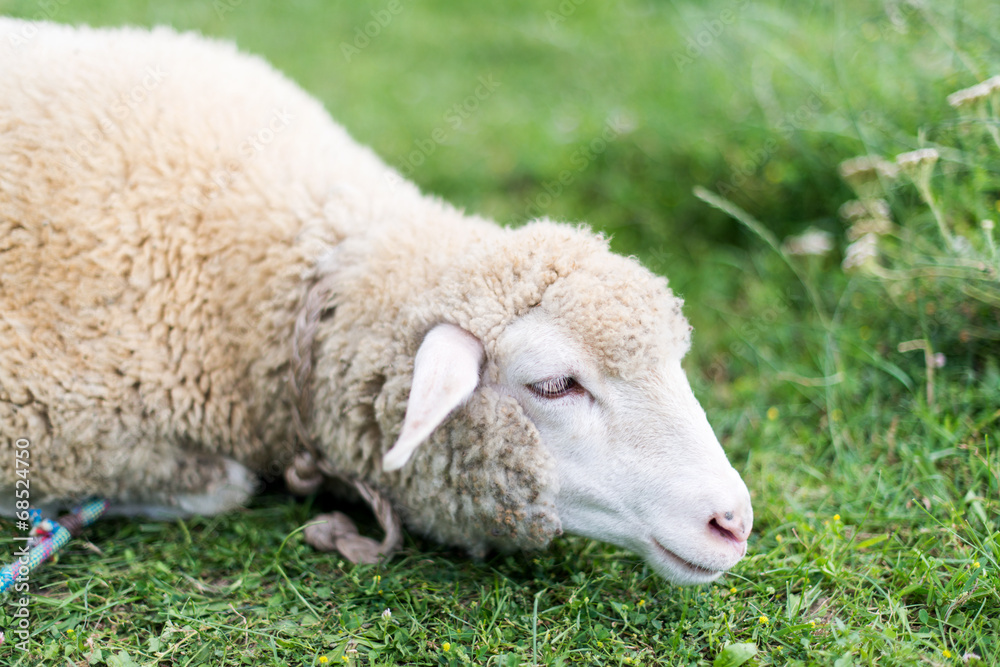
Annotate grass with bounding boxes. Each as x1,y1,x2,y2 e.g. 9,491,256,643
1,0,999,665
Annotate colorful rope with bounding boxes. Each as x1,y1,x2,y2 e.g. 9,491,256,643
1,498,108,596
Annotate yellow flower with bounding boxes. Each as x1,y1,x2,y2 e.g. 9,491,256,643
834,514,841,521
943,649,952,658
775,534,783,542
67,628,75,634
809,621,816,628
341,658,349,664
442,642,451,652
729,587,737,594
637,599,645,607
767,407,779,421
373,575,381,585
974,561,981,568
759,615,769,625
318,657,329,665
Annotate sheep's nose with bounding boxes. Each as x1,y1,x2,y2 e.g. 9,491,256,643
708,508,752,544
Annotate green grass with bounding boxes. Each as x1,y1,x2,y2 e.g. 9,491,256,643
2,0,999,665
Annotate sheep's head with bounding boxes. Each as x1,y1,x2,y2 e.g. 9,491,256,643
380,221,753,585
490,311,751,584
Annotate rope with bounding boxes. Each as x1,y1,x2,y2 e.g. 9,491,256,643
284,273,403,564
1,498,109,596
303,479,402,564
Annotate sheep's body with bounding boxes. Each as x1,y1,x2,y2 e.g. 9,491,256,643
1,20,753,581
2,21,351,507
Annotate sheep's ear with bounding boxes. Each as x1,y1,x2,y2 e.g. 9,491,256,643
382,323,484,472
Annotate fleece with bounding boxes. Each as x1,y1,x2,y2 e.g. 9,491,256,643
0,20,690,555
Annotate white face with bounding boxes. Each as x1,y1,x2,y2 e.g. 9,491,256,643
492,311,753,584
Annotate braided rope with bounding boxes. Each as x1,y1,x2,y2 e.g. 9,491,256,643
1,499,109,596
303,479,403,564
284,273,403,564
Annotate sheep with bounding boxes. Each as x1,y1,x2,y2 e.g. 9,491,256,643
0,19,753,584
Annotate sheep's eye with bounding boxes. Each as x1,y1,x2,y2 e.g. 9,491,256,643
528,376,582,399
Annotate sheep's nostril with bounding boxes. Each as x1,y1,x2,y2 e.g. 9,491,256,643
709,512,750,543
708,518,738,543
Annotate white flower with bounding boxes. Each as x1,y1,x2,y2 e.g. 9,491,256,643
838,155,899,182
947,82,991,109
982,219,995,231
933,353,946,369
896,148,939,169
783,228,834,256
952,235,974,256
607,109,637,135
838,156,898,200
839,199,891,222
381,608,392,620
847,216,893,241
842,233,879,271
896,148,940,196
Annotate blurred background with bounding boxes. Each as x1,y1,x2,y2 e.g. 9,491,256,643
2,1,999,663
0,2,989,241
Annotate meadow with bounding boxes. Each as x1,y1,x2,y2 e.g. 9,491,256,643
0,0,998,665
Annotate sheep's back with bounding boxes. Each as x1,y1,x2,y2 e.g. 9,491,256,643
0,19,419,489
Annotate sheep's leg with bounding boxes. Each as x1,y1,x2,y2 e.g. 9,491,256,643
0,455,257,521
105,456,258,519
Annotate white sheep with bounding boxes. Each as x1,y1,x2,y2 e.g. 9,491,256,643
0,19,752,584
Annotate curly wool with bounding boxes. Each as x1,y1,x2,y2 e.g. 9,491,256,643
0,20,691,555
309,220,691,554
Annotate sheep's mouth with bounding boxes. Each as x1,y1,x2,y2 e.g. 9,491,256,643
651,539,719,577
